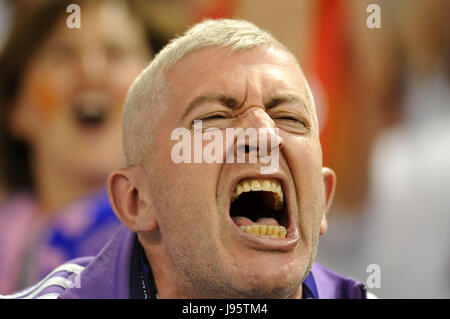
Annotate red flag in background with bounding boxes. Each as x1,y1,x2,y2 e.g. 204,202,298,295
193,0,237,21
311,0,351,168
311,0,383,210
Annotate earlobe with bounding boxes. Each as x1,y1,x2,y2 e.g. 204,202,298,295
108,167,158,232
319,167,336,235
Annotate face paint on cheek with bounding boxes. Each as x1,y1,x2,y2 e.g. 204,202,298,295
29,77,63,122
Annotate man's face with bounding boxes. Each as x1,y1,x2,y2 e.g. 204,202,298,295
142,46,329,298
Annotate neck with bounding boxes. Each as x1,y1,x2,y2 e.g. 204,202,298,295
139,232,186,298
32,155,103,214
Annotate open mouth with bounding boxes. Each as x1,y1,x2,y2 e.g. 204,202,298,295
230,178,290,239
72,92,109,128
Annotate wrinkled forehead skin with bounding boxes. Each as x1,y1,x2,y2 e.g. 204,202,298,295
167,45,316,129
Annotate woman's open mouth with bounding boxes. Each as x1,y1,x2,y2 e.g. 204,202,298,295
229,178,293,241
72,92,110,129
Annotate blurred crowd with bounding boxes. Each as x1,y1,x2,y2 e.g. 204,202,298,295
0,0,449,298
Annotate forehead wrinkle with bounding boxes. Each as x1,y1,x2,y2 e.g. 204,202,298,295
172,47,316,126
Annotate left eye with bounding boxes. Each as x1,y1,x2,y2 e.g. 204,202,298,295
275,116,303,123
273,116,309,133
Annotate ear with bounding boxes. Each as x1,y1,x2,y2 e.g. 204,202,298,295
108,166,158,232
319,167,336,235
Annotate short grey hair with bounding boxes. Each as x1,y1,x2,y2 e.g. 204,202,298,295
122,19,301,166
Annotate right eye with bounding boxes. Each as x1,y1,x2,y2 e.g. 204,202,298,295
191,112,232,130
198,114,228,121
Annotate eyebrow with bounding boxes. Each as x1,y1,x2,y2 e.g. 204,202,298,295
182,92,309,120
264,93,309,115
181,93,240,120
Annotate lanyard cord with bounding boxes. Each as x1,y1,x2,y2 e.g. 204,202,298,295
138,244,158,299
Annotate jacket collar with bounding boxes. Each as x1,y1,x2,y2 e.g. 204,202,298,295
311,263,367,298
60,225,134,299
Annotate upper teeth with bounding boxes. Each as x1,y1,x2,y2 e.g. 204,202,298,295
76,104,104,119
232,179,284,210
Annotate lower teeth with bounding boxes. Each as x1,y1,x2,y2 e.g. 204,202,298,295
239,225,287,239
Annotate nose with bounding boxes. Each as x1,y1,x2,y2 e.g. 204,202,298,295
233,106,284,161
78,48,108,87
239,106,275,130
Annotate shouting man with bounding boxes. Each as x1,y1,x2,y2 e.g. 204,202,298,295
3,19,371,299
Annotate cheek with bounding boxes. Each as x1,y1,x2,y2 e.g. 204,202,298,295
28,75,65,122
284,135,323,185
151,128,221,226
23,57,77,123
110,79,131,111
284,136,324,223
150,163,218,246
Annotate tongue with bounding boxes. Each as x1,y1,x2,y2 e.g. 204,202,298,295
232,216,280,227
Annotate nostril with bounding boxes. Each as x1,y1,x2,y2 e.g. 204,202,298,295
276,135,284,150
236,144,258,154
244,144,257,153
